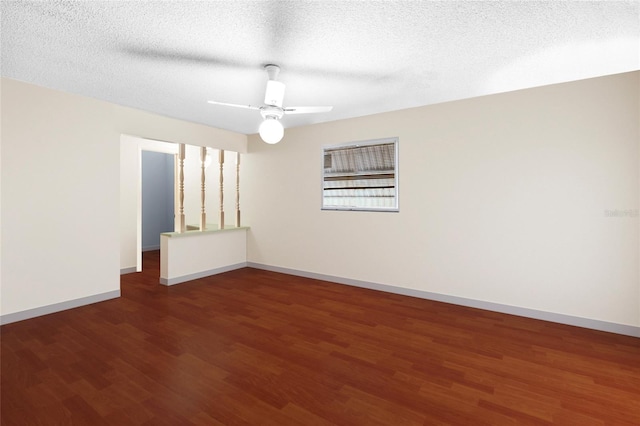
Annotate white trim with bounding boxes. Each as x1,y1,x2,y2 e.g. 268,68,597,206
159,262,247,286
142,245,160,252
247,263,640,338
120,267,137,275
0,290,121,325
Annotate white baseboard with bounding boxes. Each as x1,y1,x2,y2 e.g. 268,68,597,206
247,262,640,338
120,266,137,275
7,265,634,338
159,262,248,286
142,245,160,252
0,290,121,326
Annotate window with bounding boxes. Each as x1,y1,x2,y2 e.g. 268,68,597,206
322,138,399,212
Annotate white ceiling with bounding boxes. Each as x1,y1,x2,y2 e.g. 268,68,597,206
2,1,638,135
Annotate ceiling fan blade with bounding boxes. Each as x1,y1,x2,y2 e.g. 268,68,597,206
207,100,260,110
283,106,333,114
264,80,285,107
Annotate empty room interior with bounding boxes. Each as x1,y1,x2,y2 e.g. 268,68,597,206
1,1,639,425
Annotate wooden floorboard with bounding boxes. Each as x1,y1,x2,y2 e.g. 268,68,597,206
2,250,639,425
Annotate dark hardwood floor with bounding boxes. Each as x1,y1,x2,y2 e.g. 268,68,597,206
2,251,639,425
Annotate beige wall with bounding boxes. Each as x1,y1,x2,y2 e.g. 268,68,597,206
1,78,246,318
244,71,640,328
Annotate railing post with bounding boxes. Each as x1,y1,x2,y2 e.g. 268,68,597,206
178,143,186,233
218,149,225,230
200,146,207,231
235,152,241,227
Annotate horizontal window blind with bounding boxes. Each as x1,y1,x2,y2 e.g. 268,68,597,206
323,139,398,211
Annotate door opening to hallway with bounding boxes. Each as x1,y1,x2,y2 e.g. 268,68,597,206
141,150,175,269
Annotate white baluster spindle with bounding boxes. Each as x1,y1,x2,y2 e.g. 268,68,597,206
178,143,186,233
218,149,225,229
235,152,241,227
200,146,207,231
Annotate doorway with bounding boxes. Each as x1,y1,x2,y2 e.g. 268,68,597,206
141,151,175,254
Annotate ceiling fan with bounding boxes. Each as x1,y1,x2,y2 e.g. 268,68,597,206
208,64,333,144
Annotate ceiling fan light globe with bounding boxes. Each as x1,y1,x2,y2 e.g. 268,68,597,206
259,118,284,144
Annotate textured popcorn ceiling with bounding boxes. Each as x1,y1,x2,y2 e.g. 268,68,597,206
2,1,639,135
